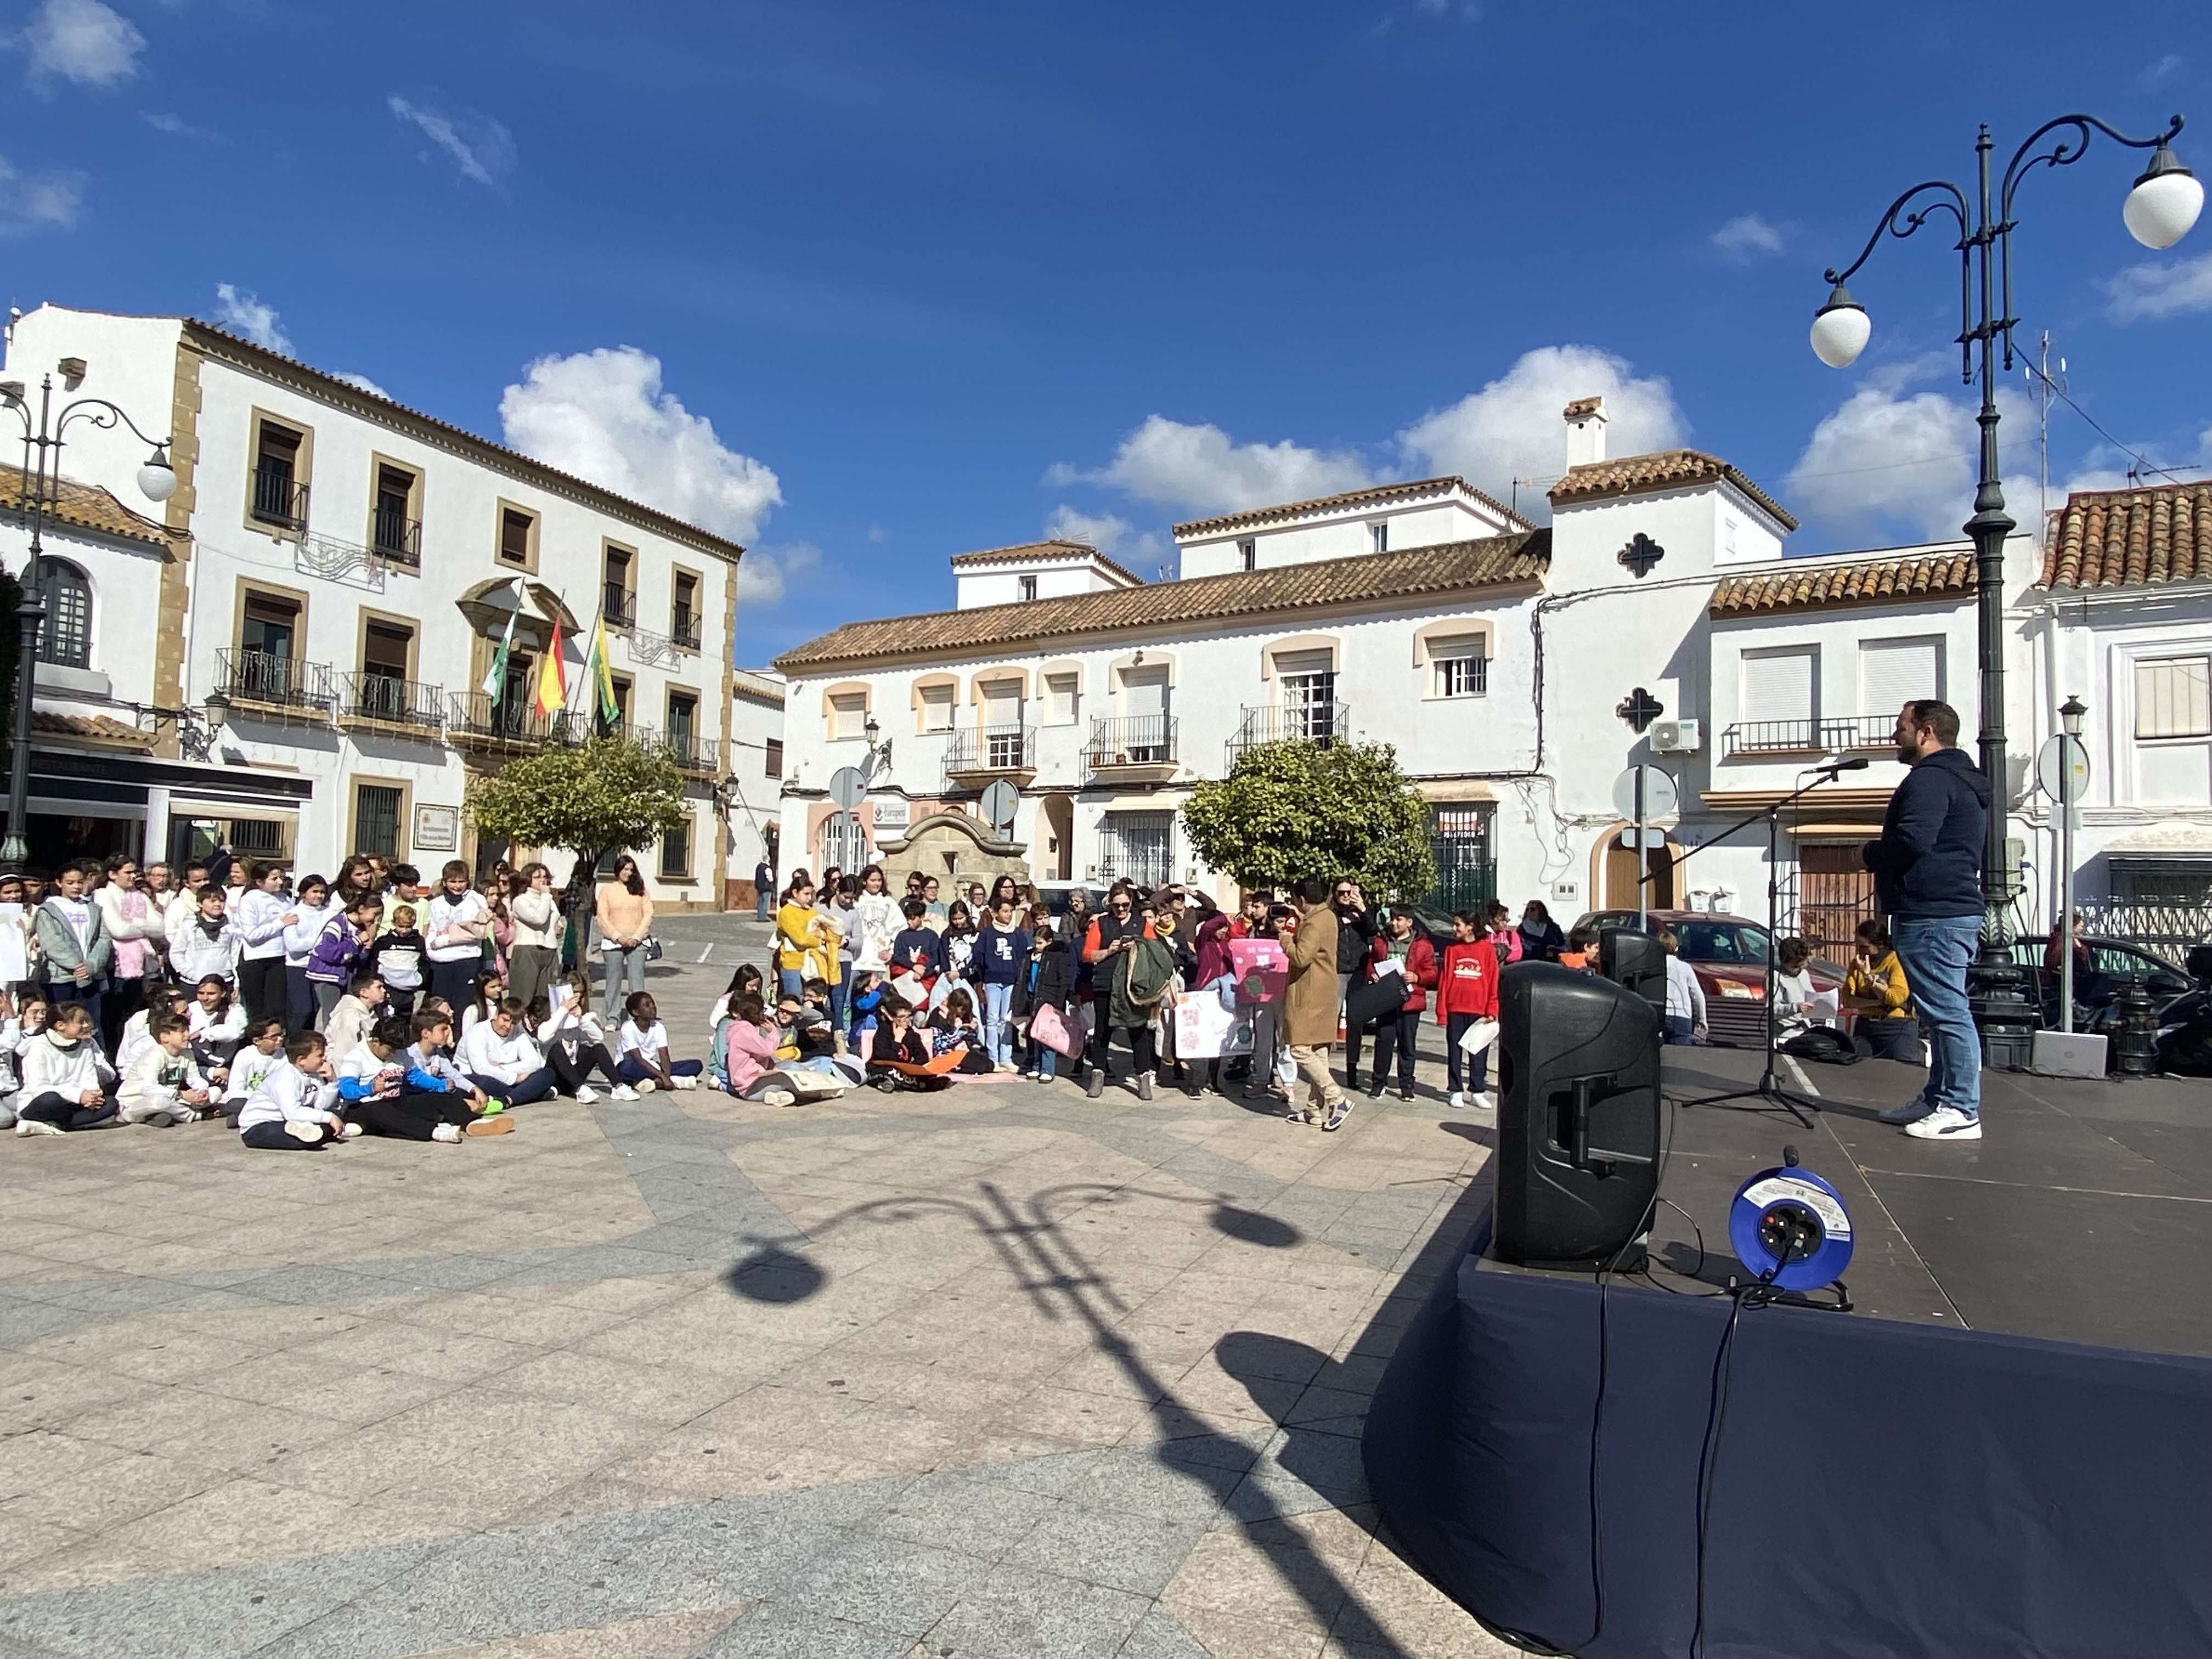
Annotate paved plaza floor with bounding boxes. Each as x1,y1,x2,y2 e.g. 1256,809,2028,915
0,917,1519,1658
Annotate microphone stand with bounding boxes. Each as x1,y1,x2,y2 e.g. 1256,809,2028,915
1648,761,1867,1127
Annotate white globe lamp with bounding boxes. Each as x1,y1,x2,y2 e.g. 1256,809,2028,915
136,445,178,504
2124,144,2203,250
1809,284,1871,369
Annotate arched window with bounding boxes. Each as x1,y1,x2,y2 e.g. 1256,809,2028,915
34,558,91,670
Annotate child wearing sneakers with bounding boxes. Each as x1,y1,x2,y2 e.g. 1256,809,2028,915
117,1013,215,1126
14,1003,117,1134
218,1018,289,1126
614,992,702,1091
336,1016,510,1142
237,1031,359,1150
403,1011,501,1115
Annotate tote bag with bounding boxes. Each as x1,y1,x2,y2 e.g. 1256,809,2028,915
1029,1002,1083,1058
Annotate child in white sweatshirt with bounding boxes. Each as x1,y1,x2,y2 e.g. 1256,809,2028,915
14,1003,118,1134
170,886,242,986
219,1019,289,1126
189,977,247,1074
237,1031,359,1150
118,1014,215,1126
322,968,386,1068
0,990,22,1129
456,998,556,1105
117,984,193,1077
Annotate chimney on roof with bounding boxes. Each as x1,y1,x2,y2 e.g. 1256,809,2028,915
1564,396,1607,470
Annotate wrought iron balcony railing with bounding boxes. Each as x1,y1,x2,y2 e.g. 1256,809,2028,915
603,584,636,629
671,606,703,651
339,670,445,733
1086,714,1178,771
371,504,421,567
447,690,558,748
250,465,310,533
1224,700,1350,767
944,723,1036,780
216,647,334,716
632,724,721,774
1722,715,1894,758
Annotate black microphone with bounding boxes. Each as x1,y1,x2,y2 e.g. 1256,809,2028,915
1813,757,1871,775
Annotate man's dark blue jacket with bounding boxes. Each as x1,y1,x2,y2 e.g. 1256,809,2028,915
1861,747,1989,919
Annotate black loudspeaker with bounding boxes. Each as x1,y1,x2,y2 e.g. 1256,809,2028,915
1601,927,1667,1015
1493,963,1662,1270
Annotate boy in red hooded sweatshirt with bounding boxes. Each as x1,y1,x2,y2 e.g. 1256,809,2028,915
1436,910,1501,1109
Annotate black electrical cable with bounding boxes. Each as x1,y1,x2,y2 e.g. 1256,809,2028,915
1690,1286,1752,1659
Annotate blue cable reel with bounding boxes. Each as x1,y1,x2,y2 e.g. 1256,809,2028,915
1729,1156,1854,1293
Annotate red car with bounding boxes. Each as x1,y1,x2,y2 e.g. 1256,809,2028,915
1572,909,1846,1047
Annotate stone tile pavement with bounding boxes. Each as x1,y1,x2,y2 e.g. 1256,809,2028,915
0,918,1523,1656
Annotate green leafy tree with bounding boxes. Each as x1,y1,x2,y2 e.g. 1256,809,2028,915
1181,738,1435,899
465,737,688,921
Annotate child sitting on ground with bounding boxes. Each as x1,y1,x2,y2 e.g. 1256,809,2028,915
118,1013,215,1126
927,988,995,1074
323,969,386,1065
614,992,703,1091
237,1030,360,1150
189,976,245,1074
219,1018,289,1126
403,1011,501,1114
116,984,191,1075
533,982,634,1102
456,997,556,1104
709,996,798,1105
13,1002,116,1135
846,969,885,1050
866,1000,950,1092
336,1015,511,1141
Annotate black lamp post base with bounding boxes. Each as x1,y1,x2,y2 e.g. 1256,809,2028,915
1969,945,2038,1071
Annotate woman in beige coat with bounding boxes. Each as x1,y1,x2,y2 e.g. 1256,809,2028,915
1283,881,1347,1127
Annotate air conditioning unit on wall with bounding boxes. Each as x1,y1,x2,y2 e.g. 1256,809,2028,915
1650,718,1701,754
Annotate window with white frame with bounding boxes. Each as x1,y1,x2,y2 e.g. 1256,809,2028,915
1430,633,1486,699
1741,646,1817,738
919,683,955,732
1859,636,1943,727
2135,657,2212,740
1369,521,1388,554
1099,810,1173,887
1239,538,1256,571
829,691,870,740
1018,574,1037,601
1045,672,1080,726
1275,648,1339,740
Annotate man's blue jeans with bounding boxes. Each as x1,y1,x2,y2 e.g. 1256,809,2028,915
1892,915,1983,1120
755,889,772,921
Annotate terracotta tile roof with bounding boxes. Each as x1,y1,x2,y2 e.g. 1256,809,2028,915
174,319,748,566
31,711,155,748
776,529,1550,672
0,464,174,551
1710,551,1976,616
2043,482,2212,589
1172,475,1531,540
1549,449,1798,531
947,539,1146,586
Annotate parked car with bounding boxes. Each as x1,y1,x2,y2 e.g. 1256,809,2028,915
2009,934,2192,1026
1573,909,1845,1047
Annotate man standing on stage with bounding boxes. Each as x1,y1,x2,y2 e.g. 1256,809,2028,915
1863,699,1989,1141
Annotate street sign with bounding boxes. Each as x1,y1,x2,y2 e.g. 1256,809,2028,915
980,780,1019,833
1610,765,1678,822
828,766,866,810
2036,735,2090,800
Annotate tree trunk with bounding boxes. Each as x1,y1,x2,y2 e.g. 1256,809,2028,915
562,846,603,972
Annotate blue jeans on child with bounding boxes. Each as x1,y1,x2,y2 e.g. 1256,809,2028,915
983,982,1014,1066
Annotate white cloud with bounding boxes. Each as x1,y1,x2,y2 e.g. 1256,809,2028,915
1043,504,1169,571
1784,376,2039,541
141,109,212,138
2146,52,2185,83
335,371,389,399
1397,343,1688,515
2103,250,2212,323
0,155,85,235
212,283,291,354
1710,212,1786,261
735,539,820,607
499,346,782,550
1051,414,1372,516
25,0,145,88
865,523,888,544
387,94,514,187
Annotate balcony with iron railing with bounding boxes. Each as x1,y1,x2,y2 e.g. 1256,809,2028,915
447,690,563,751
1721,715,1894,759
1086,714,1179,782
371,503,422,568
944,723,1037,788
338,669,445,736
1224,700,1351,768
670,605,703,651
250,465,310,534
603,584,637,630
633,724,721,775
216,646,335,721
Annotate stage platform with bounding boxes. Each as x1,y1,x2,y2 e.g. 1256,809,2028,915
1363,1046,2212,1659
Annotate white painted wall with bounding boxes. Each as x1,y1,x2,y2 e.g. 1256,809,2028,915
1178,489,1519,578
955,558,1133,610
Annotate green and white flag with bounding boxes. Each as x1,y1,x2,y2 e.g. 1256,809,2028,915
480,611,517,700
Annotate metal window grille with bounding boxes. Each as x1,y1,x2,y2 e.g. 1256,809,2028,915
355,786,402,859
1436,654,1486,698
34,557,91,669
1099,811,1173,888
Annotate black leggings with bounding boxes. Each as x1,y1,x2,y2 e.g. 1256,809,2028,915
240,1120,329,1150
236,957,287,1026
21,1091,117,1131
1860,1018,1923,1062
347,1087,476,1141
548,1042,621,1093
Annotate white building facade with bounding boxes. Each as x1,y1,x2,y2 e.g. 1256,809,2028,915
2,304,749,907
771,397,2071,957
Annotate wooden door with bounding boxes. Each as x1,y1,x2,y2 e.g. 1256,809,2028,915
1797,840,1876,958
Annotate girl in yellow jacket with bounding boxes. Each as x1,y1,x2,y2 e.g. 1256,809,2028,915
1841,918,1920,1062
775,877,840,998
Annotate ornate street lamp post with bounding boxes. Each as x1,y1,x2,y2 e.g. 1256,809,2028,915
1808,114,2202,1061
0,373,178,866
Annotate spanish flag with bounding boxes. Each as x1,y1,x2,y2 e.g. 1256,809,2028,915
533,612,567,718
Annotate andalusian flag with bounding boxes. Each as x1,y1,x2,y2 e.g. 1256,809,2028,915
479,611,517,699
533,612,567,718
580,618,620,725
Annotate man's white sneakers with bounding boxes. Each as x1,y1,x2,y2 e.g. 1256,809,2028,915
1904,1105,1982,1141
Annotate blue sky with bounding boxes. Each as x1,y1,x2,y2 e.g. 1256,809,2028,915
6,0,2212,661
